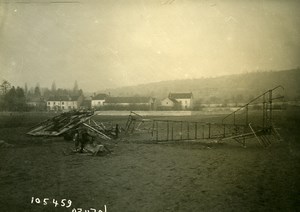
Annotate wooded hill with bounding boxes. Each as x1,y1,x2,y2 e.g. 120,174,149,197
102,69,300,104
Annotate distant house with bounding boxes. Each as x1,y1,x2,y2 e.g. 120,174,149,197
91,93,108,109
160,97,179,109
47,95,84,111
103,96,156,110
168,92,194,110
26,96,46,111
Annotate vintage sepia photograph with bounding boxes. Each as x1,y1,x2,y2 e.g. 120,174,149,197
0,0,299,211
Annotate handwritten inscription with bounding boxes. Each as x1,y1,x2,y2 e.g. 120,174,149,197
30,197,72,208
71,205,107,212
30,197,107,212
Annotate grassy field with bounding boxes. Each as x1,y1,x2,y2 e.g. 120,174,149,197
0,108,299,212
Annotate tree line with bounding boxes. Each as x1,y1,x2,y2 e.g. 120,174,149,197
0,80,83,111
0,81,26,111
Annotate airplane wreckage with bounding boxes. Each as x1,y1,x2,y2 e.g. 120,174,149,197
26,110,151,156
26,110,115,156
27,110,112,139
27,86,285,155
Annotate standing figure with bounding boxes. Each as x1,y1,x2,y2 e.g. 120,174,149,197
73,127,105,155
73,127,89,153
115,124,119,139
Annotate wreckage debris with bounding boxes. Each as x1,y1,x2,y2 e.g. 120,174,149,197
125,111,153,134
27,110,95,137
26,110,116,140
27,110,117,156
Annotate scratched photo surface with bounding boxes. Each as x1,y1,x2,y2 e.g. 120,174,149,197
0,0,299,211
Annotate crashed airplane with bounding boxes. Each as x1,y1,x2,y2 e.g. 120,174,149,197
27,110,112,140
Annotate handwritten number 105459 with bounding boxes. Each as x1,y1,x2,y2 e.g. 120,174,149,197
30,197,72,208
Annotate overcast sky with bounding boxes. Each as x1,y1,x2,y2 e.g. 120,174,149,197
0,0,299,91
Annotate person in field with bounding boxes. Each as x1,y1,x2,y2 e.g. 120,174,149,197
73,127,105,156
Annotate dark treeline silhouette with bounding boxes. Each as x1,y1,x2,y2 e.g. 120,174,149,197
25,81,83,99
0,80,83,112
0,81,26,111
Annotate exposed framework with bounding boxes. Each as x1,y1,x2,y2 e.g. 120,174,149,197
220,85,284,147
27,110,95,136
27,86,285,148
130,86,284,147
125,111,153,134
27,110,113,140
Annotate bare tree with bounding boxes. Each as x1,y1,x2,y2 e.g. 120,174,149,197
24,83,28,96
51,81,56,93
34,83,41,97
73,80,79,95
0,80,11,95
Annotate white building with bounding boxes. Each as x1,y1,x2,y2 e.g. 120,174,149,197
168,92,194,110
160,97,179,108
91,93,108,109
47,95,83,111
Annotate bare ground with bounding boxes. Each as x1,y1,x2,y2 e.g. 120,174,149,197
0,111,299,212
0,127,299,212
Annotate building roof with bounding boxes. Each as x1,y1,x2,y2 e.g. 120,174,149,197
169,92,193,99
169,98,178,103
162,97,178,103
92,93,108,100
105,97,152,104
47,96,80,101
